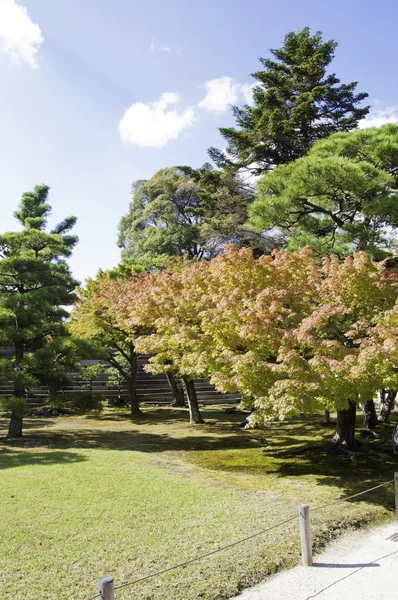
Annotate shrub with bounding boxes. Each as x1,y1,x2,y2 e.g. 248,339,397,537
48,392,103,413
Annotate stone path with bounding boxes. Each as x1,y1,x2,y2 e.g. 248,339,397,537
230,521,398,600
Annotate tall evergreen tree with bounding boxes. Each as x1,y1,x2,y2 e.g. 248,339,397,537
209,27,369,175
0,185,78,437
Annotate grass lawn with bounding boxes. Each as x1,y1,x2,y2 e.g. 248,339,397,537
0,407,397,600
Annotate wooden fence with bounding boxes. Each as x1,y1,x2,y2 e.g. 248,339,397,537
0,356,241,408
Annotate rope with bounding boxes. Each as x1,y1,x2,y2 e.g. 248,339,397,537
113,513,299,591
311,479,394,513
85,477,395,598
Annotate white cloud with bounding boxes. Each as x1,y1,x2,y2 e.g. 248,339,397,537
358,105,398,129
0,0,43,68
198,77,240,113
119,92,195,148
198,77,255,113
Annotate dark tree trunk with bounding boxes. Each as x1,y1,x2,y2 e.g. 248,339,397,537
330,401,358,450
127,345,141,417
324,409,331,425
8,340,26,438
7,411,23,438
182,376,204,424
166,372,185,407
379,389,396,423
127,376,141,416
362,399,378,430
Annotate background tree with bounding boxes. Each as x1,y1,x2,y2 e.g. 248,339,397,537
118,168,205,266
179,165,281,255
118,165,279,267
106,364,127,404
79,363,104,392
250,125,398,258
71,266,185,409
209,27,369,175
0,184,78,437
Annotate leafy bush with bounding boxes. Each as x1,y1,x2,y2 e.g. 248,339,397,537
48,392,103,413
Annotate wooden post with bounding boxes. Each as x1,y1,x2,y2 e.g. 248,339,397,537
395,472,398,515
98,576,114,600
299,504,313,566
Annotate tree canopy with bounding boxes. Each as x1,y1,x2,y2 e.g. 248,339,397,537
110,246,398,448
250,125,398,258
209,27,369,175
70,272,149,416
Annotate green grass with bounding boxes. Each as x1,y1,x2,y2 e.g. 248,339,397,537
0,407,397,600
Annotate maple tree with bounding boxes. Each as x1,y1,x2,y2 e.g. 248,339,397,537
111,260,212,424
90,244,398,448
119,246,398,449
70,274,147,416
218,248,398,449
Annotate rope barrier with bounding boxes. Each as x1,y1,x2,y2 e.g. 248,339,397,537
113,513,299,591
84,477,395,598
311,479,394,513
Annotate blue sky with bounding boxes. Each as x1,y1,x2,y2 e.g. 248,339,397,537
1,0,398,283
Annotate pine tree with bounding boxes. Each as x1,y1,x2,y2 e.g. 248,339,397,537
0,185,78,437
209,27,369,175
250,124,398,258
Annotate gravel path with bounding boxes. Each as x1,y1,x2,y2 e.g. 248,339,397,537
230,521,398,600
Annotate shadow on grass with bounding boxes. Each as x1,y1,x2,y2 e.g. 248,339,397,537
0,448,86,470
81,407,245,426
272,447,397,508
4,428,263,455
0,418,57,430
1,410,396,509
259,421,398,510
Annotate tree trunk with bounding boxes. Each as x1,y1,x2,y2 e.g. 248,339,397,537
379,389,396,423
127,346,141,417
330,401,358,450
324,409,331,425
182,376,204,424
166,372,185,407
362,399,378,430
127,376,141,416
8,340,25,438
7,410,23,438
